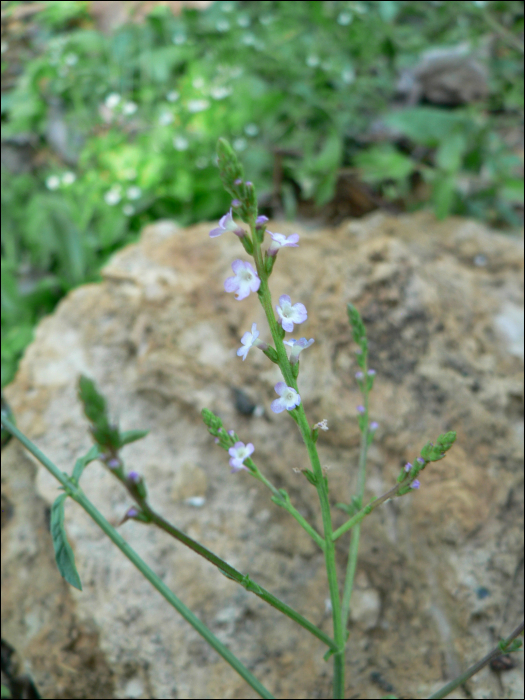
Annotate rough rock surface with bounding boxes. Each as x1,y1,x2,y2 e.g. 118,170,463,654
2,211,524,700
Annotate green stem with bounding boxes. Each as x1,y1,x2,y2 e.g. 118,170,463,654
341,380,370,627
250,223,346,698
332,482,401,541
427,621,524,699
1,416,274,699
249,466,326,550
2,415,337,654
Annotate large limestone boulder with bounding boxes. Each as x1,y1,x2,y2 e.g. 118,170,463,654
2,211,523,699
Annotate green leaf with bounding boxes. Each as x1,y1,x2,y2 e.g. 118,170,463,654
432,174,457,219
384,108,470,147
72,444,101,482
78,375,108,428
118,429,150,447
354,144,414,184
435,132,468,173
50,494,82,590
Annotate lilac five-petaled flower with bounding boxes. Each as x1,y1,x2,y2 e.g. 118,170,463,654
237,323,266,360
271,382,301,413
228,441,254,472
267,231,300,256
276,295,307,332
224,260,261,300
283,337,314,364
210,209,243,238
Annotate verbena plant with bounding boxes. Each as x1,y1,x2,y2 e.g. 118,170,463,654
2,1,523,388
1,140,522,700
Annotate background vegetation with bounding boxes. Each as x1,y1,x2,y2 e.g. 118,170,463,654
1,0,523,387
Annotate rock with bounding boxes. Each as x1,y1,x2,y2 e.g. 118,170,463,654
396,43,490,105
2,211,523,699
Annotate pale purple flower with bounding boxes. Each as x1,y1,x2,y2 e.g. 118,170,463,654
271,382,301,413
404,462,412,472
357,405,365,414
107,458,121,469
237,323,266,360
256,215,269,226
367,369,376,376
283,337,314,364
410,479,421,489
416,457,425,465
369,422,379,431
210,208,244,238
355,371,364,380
228,441,254,472
267,231,300,256
224,260,261,300
276,295,307,332
314,419,329,431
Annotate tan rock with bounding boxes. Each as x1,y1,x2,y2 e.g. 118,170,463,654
2,211,523,699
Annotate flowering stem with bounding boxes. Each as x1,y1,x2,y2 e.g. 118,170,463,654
249,219,346,698
427,621,524,699
331,482,402,541
1,416,275,699
341,367,370,628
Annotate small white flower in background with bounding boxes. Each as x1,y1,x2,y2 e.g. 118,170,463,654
123,168,137,180
283,337,314,364
242,33,256,46
210,86,232,100
228,441,254,472
341,67,355,84
123,101,138,115
306,55,320,68
192,76,205,89
173,135,189,151
172,33,186,45
276,294,308,333
123,204,135,216
196,156,208,169
167,90,180,102
224,260,260,300
187,99,210,113
237,323,266,361
233,138,247,152
185,496,206,507
221,1,234,12
105,92,121,110
244,123,259,137
104,187,122,206
337,12,353,25
61,172,76,186
237,15,250,27
216,19,230,32
126,186,142,200
271,383,301,413
64,52,78,66
314,419,329,431
158,111,174,126
45,175,60,190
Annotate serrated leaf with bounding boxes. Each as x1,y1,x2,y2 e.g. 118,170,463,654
50,494,82,591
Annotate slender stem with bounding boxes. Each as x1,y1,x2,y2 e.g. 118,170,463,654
250,466,326,550
332,482,401,541
250,223,346,698
1,416,274,699
341,375,370,627
1,415,338,654
427,621,524,699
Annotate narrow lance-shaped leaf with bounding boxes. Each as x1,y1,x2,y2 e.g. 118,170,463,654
50,494,82,591
72,444,101,482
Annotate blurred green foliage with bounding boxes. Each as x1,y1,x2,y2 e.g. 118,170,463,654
1,0,523,386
